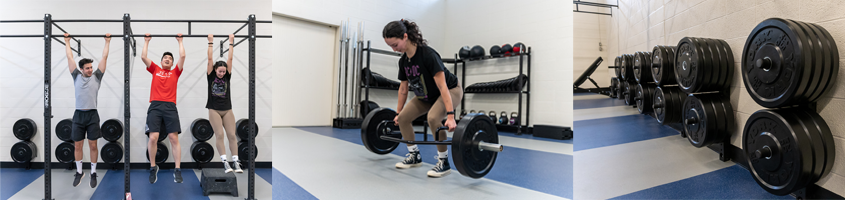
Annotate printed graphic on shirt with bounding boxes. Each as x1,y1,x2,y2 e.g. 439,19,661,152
211,77,227,98
155,70,172,79
404,64,428,100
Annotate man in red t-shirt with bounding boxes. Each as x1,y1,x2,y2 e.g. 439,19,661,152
141,33,185,184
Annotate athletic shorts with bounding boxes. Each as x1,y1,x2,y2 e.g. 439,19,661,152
72,109,101,141
145,101,181,135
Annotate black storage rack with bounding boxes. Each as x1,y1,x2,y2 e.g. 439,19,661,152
461,48,532,134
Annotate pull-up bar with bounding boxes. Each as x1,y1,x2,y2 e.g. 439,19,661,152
1,19,271,23
0,34,271,38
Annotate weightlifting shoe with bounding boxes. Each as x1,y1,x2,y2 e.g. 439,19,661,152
90,172,98,188
427,156,451,178
395,151,422,169
149,166,159,184
174,168,183,183
72,172,85,187
233,160,244,173
223,160,234,173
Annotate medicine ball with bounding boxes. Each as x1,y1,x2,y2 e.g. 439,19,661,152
513,42,525,55
470,45,485,59
490,45,503,57
501,44,513,56
458,46,471,60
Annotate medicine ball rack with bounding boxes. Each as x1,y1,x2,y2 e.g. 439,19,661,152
0,13,270,200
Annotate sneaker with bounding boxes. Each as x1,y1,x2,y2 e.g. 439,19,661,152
72,172,85,187
174,169,183,183
149,166,159,184
395,151,422,169
223,161,233,173
89,173,98,188
233,160,244,173
427,156,451,178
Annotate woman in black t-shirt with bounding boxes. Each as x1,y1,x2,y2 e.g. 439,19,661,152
206,34,242,173
383,19,463,178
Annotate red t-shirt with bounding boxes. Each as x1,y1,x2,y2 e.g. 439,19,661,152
147,62,182,103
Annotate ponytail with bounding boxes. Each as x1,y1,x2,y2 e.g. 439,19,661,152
382,19,427,46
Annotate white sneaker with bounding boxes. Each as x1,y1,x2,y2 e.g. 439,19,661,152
233,160,244,173
223,160,233,173
395,151,423,169
427,156,451,178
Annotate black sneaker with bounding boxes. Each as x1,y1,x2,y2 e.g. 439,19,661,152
395,150,422,169
174,169,183,183
72,172,85,187
89,173,98,188
427,156,451,178
149,166,159,184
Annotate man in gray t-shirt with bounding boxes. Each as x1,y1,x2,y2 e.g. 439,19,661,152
64,33,111,188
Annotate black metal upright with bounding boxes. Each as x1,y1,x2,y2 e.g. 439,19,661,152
42,13,53,200
247,14,257,200
526,47,531,130
122,13,132,200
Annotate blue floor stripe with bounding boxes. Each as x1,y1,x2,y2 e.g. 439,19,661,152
90,170,125,200
574,97,627,110
128,169,208,200
295,126,573,199
255,168,273,185
612,165,792,199
574,114,679,151
0,168,43,200
273,167,318,200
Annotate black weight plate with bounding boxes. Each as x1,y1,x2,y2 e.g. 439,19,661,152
710,95,733,142
694,37,718,92
792,108,834,182
146,142,169,164
236,119,259,141
716,39,735,91
625,82,637,106
360,100,380,118
100,142,123,164
615,56,623,78
620,54,634,81
808,22,839,103
787,108,824,183
361,107,401,154
683,95,719,147
704,38,728,92
795,20,833,103
742,18,810,108
190,118,214,142
675,37,708,93
11,140,37,163
238,141,258,161
190,141,214,164
13,118,37,141
55,142,74,163
617,81,626,101
743,109,815,196
634,51,653,83
101,119,123,142
56,119,73,142
786,20,824,104
636,83,655,114
652,45,677,85
653,87,669,124
452,113,499,178
610,77,619,98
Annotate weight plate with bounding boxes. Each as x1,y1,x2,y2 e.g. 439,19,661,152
238,141,258,161
236,119,259,141
792,108,835,183
636,83,656,114
615,56,623,78
360,100,380,118
793,20,832,103
361,107,401,154
634,51,653,83
786,20,824,105
11,140,37,163
452,113,499,178
620,54,634,81
705,38,728,92
653,86,686,125
190,141,214,164
743,108,816,196
717,39,736,91
683,94,725,147
610,77,619,98
100,142,123,164
624,82,637,106
652,45,677,85
55,142,75,163
808,22,840,103
146,142,169,164
56,119,73,142
101,119,123,142
13,118,37,141
190,118,214,142
675,37,708,93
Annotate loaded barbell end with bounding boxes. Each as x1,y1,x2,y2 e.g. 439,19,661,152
684,117,698,125
478,141,503,152
753,146,772,160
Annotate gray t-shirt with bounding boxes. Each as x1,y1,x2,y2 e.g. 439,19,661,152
72,68,104,110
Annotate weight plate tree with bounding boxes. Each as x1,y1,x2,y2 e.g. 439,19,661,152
190,141,214,164
682,94,734,148
633,51,653,83
741,18,839,108
190,118,214,142
636,83,656,115
653,86,687,125
101,119,123,142
11,140,37,163
56,119,73,142
146,142,169,164
742,107,835,196
55,142,75,163
100,142,123,164
13,118,37,141
651,45,676,85
674,37,734,93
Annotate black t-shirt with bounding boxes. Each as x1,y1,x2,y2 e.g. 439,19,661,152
398,45,459,104
206,71,232,110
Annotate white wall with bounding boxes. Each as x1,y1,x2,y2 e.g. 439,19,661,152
604,0,845,196
445,0,573,127
574,6,613,87
0,0,273,163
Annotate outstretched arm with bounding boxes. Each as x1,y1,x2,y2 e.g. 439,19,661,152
226,34,234,73
207,34,214,75
64,33,76,74
141,33,152,68
176,33,186,71
98,33,111,73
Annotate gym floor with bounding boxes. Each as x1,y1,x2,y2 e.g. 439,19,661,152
271,126,573,200
572,93,790,199
0,168,272,200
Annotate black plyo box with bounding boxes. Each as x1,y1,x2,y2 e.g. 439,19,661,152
533,125,572,140
200,168,238,197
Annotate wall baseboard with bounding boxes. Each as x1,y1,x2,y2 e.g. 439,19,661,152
0,161,272,170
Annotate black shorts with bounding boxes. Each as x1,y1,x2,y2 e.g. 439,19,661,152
72,109,101,141
145,101,181,135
